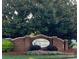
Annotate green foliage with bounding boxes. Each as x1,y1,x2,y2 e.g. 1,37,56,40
47,45,58,51
3,55,77,59
29,45,41,51
27,51,64,55
70,43,77,48
69,39,77,48
2,0,77,39
2,39,14,52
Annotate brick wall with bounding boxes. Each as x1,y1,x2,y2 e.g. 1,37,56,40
10,34,76,55
52,36,64,51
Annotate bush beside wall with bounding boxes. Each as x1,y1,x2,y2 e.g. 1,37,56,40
2,39,14,52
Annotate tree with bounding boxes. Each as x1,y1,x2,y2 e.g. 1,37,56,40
2,0,77,40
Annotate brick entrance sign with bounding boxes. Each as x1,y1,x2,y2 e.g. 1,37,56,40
9,34,76,55
3,35,77,55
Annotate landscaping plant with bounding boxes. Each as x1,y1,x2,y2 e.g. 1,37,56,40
2,39,14,52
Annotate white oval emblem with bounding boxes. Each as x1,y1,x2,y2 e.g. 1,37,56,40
32,38,50,48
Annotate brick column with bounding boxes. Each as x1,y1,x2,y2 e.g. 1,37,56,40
64,39,68,51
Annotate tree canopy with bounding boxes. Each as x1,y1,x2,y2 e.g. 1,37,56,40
2,0,77,40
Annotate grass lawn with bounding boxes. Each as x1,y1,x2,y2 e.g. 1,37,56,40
2,55,77,59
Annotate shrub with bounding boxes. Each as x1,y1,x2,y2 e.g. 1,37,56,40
29,45,41,51
26,51,64,55
47,45,58,51
2,39,14,52
69,39,77,48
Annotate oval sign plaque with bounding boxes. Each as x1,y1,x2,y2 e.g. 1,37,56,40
32,38,50,48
